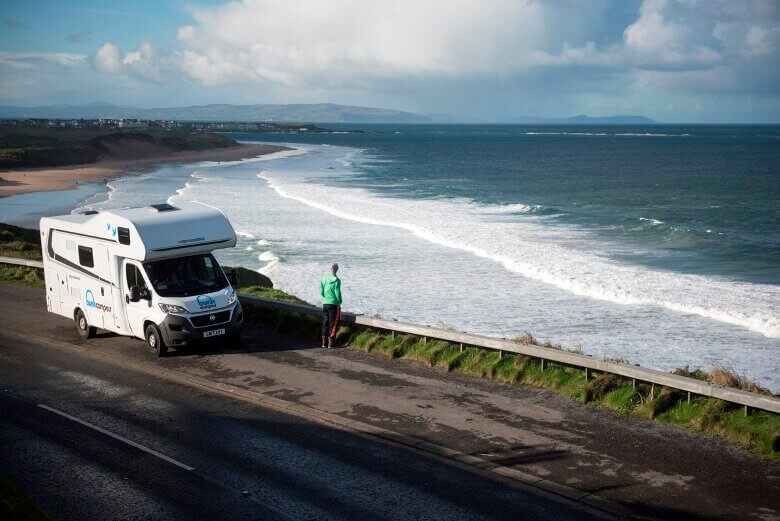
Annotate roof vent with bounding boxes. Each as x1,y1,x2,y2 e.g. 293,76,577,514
80,210,99,215
148,203,179,212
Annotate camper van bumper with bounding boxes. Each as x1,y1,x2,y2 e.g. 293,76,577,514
159,304,244,346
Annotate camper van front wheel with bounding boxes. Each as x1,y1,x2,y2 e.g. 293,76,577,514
144,324,168,357
74,309,96,339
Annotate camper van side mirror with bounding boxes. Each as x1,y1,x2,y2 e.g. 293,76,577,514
130,286,151,302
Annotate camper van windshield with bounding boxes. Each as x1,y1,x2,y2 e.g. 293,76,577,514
144,254,228,297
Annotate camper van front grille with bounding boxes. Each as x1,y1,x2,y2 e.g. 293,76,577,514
190,310,231,328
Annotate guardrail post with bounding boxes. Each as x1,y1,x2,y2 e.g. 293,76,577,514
632,378,636,389
499,350,503,358
650,383,655,401
584,367,589,383
423,336,427,344
459,343,463,353
744,405,749,417
391,330,395,339
540,358,545,372
687,391,691,404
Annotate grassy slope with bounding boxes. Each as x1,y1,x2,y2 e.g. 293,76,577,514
2,222,777,459
0,125,238,169
0,222,44,287
240,307,779,460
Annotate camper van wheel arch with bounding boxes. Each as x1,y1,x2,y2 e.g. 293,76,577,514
74,308,96,339
144,322,168,357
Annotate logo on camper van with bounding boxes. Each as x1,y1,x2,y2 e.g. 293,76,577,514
85,289,112,313
178,236,205,245
196,295,217,310
106,223,117,237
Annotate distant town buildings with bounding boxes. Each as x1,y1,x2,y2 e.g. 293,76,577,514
0,118,320,133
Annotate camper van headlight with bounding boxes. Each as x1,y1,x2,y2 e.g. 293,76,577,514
159,303,187,314
227,291,237,305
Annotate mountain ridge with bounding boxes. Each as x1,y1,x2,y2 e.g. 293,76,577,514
0,103,658,124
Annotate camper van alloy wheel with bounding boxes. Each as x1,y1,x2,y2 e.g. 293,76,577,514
144,324,168,357
75,309,96,339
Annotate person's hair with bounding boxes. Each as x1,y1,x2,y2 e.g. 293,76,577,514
331,263,339,274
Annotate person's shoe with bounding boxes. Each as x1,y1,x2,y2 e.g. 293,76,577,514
327,337,334,349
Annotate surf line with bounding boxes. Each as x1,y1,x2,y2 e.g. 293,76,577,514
257,173,778,339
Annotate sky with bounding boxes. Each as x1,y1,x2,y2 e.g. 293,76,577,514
0,0,778,123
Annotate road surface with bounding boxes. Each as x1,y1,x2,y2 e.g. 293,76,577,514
0,287,613,520
1,284,778,520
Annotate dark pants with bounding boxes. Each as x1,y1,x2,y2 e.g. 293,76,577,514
322,304,341,346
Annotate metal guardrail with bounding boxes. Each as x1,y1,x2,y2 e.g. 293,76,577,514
2,255,778,415
0,255,45,268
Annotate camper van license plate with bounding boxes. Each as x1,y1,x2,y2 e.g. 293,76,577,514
203,328,226,338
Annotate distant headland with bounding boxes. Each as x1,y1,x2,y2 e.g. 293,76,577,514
0,102,658,125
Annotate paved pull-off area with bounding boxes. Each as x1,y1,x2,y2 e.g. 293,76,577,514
0,284,778,520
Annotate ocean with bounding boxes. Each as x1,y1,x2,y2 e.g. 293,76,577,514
6,124,779,388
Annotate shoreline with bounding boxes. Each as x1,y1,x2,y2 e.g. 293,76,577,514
0,143,291,198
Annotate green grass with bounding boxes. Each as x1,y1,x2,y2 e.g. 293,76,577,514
0,264,44,287
0,223,42,260
0,222,44,287
0,125,238,169
238,306,779,460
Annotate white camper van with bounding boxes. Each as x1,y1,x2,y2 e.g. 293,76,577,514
39,202,244,356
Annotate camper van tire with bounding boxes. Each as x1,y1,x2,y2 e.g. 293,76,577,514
145,324,168,357
75,309,96,339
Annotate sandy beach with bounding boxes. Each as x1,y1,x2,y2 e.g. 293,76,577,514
0,143,289,197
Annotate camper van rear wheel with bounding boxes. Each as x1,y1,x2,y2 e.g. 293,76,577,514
144,324,167,357
75,309,96,339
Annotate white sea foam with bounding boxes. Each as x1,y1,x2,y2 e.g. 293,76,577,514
639,217,664,225
257,251,279,270
70,141,778,388
258,172,779,339
526,131,690,137
236,231,256,239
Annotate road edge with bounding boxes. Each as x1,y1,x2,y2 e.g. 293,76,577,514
0,326,637,520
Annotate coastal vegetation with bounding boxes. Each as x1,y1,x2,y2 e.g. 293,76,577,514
1,221,776,459
240,305,779,460
0,222,43,287
0,125,238,169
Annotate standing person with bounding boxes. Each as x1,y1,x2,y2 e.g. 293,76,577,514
320,263,342,348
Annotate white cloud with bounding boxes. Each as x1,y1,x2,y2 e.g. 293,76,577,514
0,51,85,70
93,42,123,74
7,0,774,120
173,0,551,87
91,41,166,83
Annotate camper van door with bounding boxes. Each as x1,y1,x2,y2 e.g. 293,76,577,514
122,259,151,338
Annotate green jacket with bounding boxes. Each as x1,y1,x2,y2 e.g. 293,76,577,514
320,274,342,305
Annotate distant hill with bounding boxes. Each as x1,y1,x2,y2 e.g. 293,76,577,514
0,124,238,169
512,114,657,125
0,102,440,123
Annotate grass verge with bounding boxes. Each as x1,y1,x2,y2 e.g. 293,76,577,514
240,305,779,461
0,264,44,287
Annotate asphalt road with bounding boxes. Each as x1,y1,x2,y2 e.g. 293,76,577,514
0,304,613,520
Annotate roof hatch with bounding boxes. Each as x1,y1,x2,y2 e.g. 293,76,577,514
148,203,179,213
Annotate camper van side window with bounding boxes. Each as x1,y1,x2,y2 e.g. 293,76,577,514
77,246,94,268
125,264,147,290
118,227,130,245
